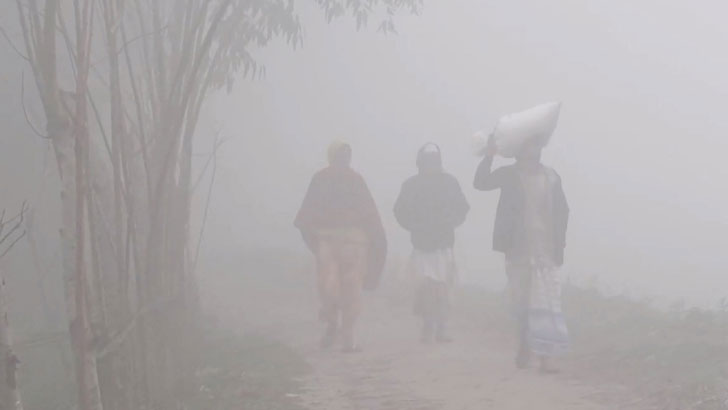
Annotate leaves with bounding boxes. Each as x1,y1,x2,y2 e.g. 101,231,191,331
208,0,303,87
315,0,422,30
114,0,422,97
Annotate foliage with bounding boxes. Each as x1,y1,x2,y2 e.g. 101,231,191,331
315,0,423,32
452,282,728,409
564,285,728,410
183,329,309,410
8,1,425,409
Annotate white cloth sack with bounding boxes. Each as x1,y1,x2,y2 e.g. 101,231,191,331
474,102,562,158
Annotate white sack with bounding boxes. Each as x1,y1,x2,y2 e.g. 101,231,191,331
474,102,562,158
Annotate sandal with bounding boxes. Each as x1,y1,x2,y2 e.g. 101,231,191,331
320,324,338,350
341,344,363,354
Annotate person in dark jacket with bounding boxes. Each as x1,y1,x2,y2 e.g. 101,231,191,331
474,136,569,373
395,143,470,343
295,141,387,352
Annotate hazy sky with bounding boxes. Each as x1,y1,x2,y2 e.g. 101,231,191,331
1,0,726,307
196,0,728,307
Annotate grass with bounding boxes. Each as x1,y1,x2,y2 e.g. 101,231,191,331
183,327,310,410
20,246,728,410
563,285,728,410
444,280,728,409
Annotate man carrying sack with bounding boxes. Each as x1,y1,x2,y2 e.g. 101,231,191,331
474,102,570,373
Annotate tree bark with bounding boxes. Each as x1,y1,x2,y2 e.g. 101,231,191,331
0,274,22,410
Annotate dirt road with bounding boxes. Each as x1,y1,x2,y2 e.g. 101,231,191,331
204,264,643,410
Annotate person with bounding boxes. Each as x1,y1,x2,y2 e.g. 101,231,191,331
295,141,387,353
394,143,470,344
474,136,569,373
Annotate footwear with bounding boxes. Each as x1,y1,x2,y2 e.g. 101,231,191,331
320,323,338,350
435,322,452,343
515,346,531,369
421,321,434,344
341,344,362,354
436,334,453,344
539,357,560,374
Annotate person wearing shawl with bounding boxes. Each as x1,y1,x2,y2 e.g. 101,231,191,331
295,141,387,353
474,136,569,373
394,144,470,344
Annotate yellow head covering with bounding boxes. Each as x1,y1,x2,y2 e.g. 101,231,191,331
327,140,351,165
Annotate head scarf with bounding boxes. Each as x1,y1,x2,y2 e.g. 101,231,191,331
327,140,352,166
416,143,442,173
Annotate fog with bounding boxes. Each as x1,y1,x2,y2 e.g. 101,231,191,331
2,0,728,408
197,0,728,307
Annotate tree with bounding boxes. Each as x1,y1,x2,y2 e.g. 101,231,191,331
9,0,421,409
0,204,28,410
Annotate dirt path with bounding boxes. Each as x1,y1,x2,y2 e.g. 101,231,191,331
204,267,643,410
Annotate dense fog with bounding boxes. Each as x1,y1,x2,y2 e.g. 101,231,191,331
1,1,727,409
193,0,728,307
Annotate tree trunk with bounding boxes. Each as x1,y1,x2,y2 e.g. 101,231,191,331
50,115,103,410
0,273,22,410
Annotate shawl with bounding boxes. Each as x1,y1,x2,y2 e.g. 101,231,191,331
295,166,387,290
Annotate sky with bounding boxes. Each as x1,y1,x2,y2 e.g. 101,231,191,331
196,0,728,307
1,0,726,308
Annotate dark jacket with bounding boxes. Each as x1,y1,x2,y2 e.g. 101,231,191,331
474,156,569,265
394,172,470,252
295,166,387,289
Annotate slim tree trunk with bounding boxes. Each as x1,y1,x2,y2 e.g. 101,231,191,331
49,102,102,410
70,1,104,405
0,273,22,410
26,216,74,392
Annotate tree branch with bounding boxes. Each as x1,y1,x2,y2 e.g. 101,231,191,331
0,202,29,260
0,25,31,61
192,134,223,275
21,72,50,139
